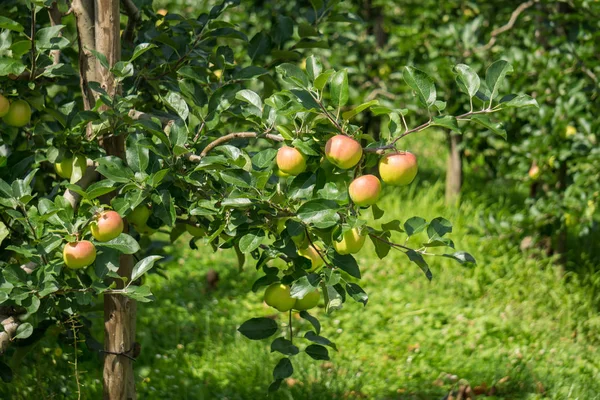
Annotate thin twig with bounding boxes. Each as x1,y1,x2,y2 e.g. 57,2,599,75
121,0,141,44
288,310,293,344
467,0,537,56
29,5,36,80
191,132,284,162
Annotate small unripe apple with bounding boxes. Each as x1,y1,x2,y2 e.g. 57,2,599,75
3,99,31,127
298,244,324,272
127,204,151,227
63,240,97,269
325,135,363,169
333,228,366,255
276,146,307,176
0,94,9,117
378,152,418,186
293,289,320,311
348,175,381,206
264,283,296,312
561,125,576,139
91,210,124,242
528,164,541,180
55,155,87,179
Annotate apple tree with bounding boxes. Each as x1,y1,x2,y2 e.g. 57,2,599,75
0,0,536,396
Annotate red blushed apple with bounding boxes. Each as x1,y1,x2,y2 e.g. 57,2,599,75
378,152,418,186
325,135,363,169
63,240,97,269
528,164,540,180
348,174,381,206
91,210,124,242
276,146,307,175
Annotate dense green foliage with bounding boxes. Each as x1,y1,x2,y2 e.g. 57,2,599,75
0,0,597,397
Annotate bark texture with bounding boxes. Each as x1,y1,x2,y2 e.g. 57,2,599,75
445,133,463,204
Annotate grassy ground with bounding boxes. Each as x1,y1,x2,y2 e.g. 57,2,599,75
3,131,600,399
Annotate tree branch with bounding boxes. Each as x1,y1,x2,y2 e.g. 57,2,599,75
190,132,284,162
72,0,97,114
63,159,100,209
0,316,19,355
467,0,537,56
121,0,141,44
48,2,63,65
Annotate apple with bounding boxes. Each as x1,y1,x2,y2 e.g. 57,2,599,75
264,283,296,312
55,155,87,179
127,204,151,227
378,152,418,186
293,289,320,311
561,125,576,139
63,240,97,269
298,244,324,272
348,174,381,206
276,146,307,176
325,135,363,169
528,164,540,180
91,210,124,242
333,228,366,255
0,94,9,117
3,99,31,127
157,8,168,16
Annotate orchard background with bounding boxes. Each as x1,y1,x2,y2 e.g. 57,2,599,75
0,0,599,399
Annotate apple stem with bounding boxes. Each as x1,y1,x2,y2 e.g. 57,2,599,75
288,310,293,344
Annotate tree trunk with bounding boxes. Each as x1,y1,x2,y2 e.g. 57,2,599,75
93,1,137,399
555,161,568,269
445,133,463,204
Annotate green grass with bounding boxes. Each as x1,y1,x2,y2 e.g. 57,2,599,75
3,131,600,399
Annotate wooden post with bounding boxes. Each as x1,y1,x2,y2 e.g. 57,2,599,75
445,133,463,204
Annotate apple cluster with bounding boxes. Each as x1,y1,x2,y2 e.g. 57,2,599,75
264,283,320,312
0,94,32,127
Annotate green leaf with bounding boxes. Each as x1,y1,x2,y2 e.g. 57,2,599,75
289,172,316,200
405,250,432,281
15,322,33,339
0,221,8,247
330,70,349,107
126,134,150,173
268,379,283,393
381,220,404,233
248,32,271,61
239,230,265,253
443,251,476,265
314,70,333,91
305,344,329,360
427,217,452,239
234,66,269,80
36,25,67,50
276,63,309,88
272,358,293,380
271,338,299,356
432,116,460,133
329,252,360,279
290,274,321,299
238,317,278,340
453,64,480,98
0,58,26,76
305,55,322,81
235,89,262,111
164,91,189,121
370,234,391,259
96,234,140,255
131,256,162,282
403,66,436,108
0,16,24,32
485,60,513,103
304,331,337,350
404,217,427,237
346,283,368,306
299,310,321,334
290,89,321,110
123,285,154,302
342,100,379,120
325,284,344,314
220,170,254,188
96,156,134,183
130,43,157,62
252,148,277,169
498,94,539,109
371,203,385,220
470,114,507,139
297,200,340,229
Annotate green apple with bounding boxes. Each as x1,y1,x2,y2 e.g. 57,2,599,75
325,135,363,169
55,155,87,179
63,240,96,269
333,228,366,255
3,99,31,127
348,174,381,206
378,152,418,186
298,244,324,272
293,289,320,311
264,283,296,312
127,204,151,227
0,94,9,118
276,146,307,175
91,210,124,242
